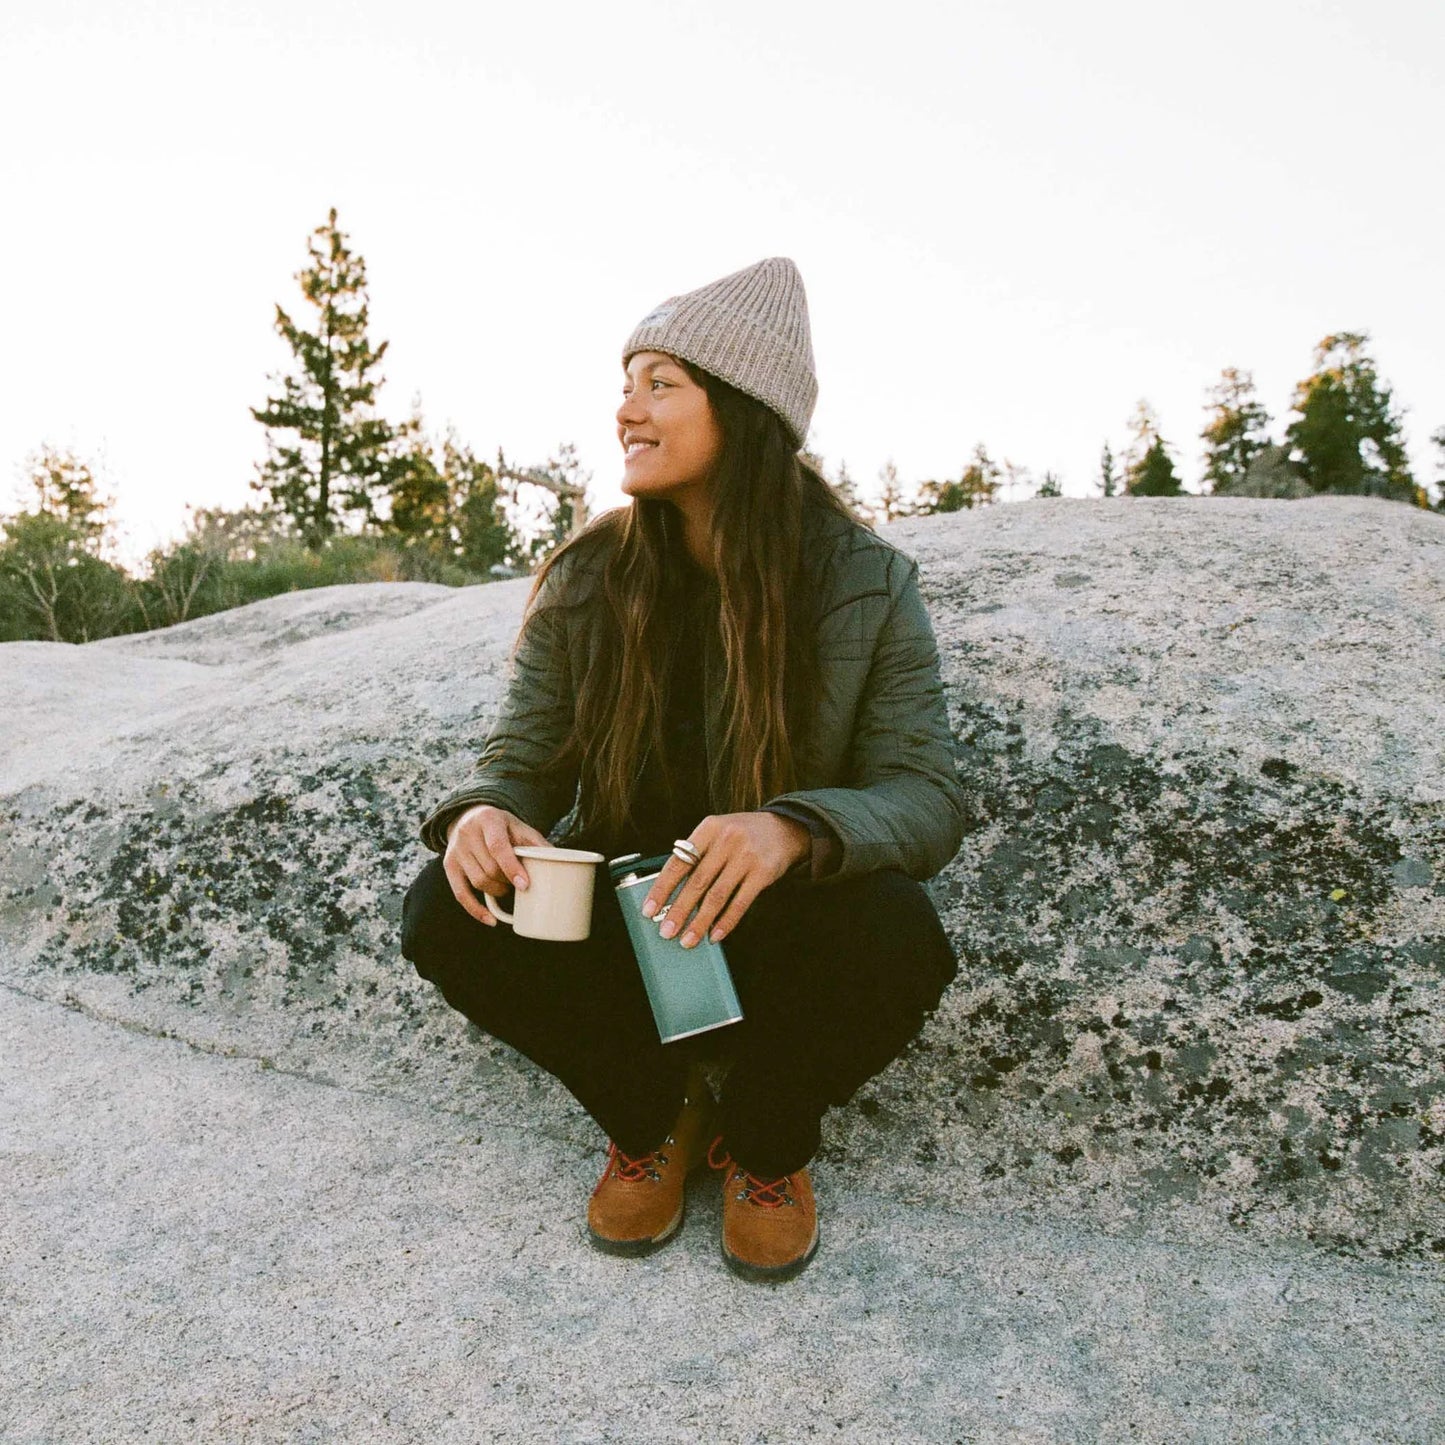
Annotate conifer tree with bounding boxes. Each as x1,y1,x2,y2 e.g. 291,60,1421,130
1122,401,1183,496
1035,470,1063,499
1201,368,1272,494
386,400,451,543
1284,332,1415,502
448,437,511,574
873,459,916,521
251,207,400,546
831,458,871,519
1128,437,1184,496
1099,441,1119,497
803,450,870,519
917,443,1001,512
1431,426,1445,511
1122,400,1160,480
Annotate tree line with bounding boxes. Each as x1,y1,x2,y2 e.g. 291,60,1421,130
861,336,1440,517
3,208,1441,644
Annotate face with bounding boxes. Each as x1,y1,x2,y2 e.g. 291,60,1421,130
616,351,724,506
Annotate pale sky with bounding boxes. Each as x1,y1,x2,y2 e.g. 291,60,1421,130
2,0,1441,570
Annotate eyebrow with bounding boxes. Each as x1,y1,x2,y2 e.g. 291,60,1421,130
624,357,683,378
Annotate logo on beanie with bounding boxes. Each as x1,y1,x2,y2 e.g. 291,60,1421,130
638,304,676,328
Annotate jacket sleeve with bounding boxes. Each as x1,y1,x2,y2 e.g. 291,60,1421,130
761,801,843,881
417,571,583,854
763,558,964,882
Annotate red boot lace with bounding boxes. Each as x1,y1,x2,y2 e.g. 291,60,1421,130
707,1135,792,1208
608,1140,664,1182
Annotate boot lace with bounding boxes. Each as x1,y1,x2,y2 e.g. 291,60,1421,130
608,1139,668,1183
707,1135,793,1208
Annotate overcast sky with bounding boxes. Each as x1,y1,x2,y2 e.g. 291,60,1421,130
2,0,1441,568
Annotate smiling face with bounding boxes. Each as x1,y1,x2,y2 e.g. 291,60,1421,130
616,351,725,507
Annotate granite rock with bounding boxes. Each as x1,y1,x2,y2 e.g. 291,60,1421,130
2,496,1441,1263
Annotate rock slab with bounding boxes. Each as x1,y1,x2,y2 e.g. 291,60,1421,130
1,497,1442,1263
4,985,1441,1445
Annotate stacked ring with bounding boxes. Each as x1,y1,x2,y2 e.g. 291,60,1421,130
672,838,702,869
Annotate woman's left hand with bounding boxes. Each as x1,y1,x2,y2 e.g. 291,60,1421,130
641,811,811,948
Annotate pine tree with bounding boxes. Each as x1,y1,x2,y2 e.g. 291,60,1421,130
251,207,401,546
1122,400,1161,482
964,445,1003,507
1201,368,1272,494
1284,332,1415,502
1128,437,1184,496
1035,470,1063,499
1099,442,1119,498
447,436,511,574
832,459,871,519
804,451,870,520
1431,426,1445,512
386,399,451,543
918,444,1001,513
873,459,916,522
1122,401,1184,496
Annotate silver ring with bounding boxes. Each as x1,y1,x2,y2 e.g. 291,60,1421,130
671,839,701,869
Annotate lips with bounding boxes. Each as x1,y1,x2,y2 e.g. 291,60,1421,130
624,440,658,460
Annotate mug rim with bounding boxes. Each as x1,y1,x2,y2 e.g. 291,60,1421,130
513,845,607,864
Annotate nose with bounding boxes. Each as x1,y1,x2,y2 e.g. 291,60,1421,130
616,382,647,430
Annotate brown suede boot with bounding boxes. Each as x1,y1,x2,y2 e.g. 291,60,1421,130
708,1137,820,1282
586,1073,714,1256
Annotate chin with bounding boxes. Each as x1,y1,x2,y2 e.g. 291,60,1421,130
621,475,680,501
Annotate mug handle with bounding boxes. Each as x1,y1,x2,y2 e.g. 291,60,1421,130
482,892,514,925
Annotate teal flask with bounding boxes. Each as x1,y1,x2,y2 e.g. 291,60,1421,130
609,853,744,1044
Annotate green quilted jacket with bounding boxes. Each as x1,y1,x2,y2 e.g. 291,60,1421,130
418,501,964,882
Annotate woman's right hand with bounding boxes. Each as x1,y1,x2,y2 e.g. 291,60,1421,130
443,804,550,925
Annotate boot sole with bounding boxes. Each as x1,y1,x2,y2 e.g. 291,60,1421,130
586,1198,686,1257
720,1225,820,1283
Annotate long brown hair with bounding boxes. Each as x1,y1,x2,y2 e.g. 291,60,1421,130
521,359,863,844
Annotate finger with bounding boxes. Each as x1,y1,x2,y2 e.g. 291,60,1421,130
642,855,691,919
657,849,729,940
676,861,749,948
452,831,510,900
700,874,765,944
443,851,497,926
483,819,531,891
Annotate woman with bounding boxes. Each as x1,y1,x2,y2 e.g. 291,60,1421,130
401,257,963,1282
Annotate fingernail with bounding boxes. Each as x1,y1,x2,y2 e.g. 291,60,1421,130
514,875,528,890
681,931,698,949
710,929,725,943
642,899,657,919
659,920,677,940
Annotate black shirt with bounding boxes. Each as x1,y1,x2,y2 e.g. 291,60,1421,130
622,564,714,861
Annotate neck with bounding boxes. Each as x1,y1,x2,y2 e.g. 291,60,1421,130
671,493,715,574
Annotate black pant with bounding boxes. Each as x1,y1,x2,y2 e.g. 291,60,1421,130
401,859,956,1179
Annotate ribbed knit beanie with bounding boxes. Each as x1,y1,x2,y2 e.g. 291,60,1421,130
622,256,818,450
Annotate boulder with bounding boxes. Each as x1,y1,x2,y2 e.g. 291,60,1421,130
2,496,1441,1262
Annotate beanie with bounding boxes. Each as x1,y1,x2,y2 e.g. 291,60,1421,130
621,256,818,450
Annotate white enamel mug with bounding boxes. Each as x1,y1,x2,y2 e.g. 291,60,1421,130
483,846,607,942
